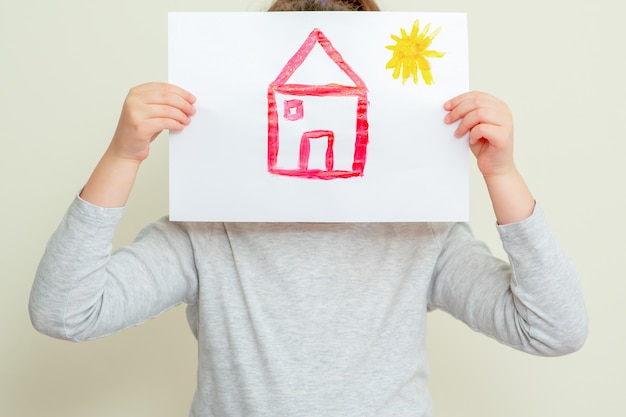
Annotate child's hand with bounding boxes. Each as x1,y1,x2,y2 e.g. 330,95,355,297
110,82,196,162
444,91,514,178
444,91,535,224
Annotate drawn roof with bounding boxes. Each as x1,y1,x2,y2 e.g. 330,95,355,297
270,28,367,91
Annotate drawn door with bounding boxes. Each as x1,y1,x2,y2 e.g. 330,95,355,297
299,130,335,171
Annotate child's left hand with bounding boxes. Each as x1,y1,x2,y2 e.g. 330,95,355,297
444,91,515,178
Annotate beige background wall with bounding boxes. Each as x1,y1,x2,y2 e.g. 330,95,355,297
1,0,623,416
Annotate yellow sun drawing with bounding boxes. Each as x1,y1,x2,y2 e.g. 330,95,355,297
385,19,446,85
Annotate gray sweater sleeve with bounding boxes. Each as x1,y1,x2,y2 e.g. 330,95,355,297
29,196,199,341
428,205,588,356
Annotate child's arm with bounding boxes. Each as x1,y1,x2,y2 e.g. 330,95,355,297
444,91,534,225
435,92,587,355
80,82,196,207
29,83,197,340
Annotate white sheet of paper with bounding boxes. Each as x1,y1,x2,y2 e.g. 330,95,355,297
168,12,469,222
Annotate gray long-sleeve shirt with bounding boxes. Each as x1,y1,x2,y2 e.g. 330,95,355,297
29,196,587,417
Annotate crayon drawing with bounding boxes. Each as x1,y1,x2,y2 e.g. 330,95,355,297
168,12,470,222
267,28,369,180
385,19,445,85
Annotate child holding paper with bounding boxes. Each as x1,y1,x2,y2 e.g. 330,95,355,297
29,0,587,416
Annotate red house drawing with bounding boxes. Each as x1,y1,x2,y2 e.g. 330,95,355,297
267,28,369,180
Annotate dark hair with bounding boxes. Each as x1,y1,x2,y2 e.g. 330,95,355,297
267,0,381,12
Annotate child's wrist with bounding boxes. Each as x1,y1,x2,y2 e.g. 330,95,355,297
483,168,524,197
104,145,145,167
483,167,535,225
481,163,518,182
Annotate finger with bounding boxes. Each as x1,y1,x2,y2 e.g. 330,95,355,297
138,118,187,141
445,98,477,125
155,117,187,132
146,104,192,126
131,83,196,119
453,107,492,137
444,91,479,111
157,82,196,105
144,90,196,118
444,91,501,124
135,82,196,105
468,123,504,147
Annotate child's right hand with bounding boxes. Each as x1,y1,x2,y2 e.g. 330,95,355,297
80,83,195,207
109,82,196,162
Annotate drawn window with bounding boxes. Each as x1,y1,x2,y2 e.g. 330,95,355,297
283,99,304,121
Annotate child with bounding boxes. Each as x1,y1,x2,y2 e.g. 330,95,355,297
29,0,587,416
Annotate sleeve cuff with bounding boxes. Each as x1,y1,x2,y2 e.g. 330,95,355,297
70,190,126,225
